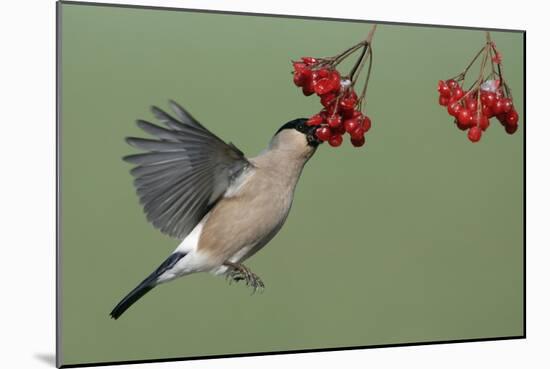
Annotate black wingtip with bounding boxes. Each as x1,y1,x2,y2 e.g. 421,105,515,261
168,99,184,112
135,119,147,128
150,105,164,117
123,137,143,163
135,119,157,133
125,137,140,148
122,153,133,163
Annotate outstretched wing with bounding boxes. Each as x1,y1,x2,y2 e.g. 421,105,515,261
124,100,250,240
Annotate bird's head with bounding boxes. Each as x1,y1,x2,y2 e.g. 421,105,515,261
269,118,321,160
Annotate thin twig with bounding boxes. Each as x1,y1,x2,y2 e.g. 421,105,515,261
452,46,485,82
349,44,368,81
355,24,377,107
358,49,373,110
332,42,366,67
489,41,512,99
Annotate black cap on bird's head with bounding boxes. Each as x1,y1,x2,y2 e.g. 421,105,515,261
275,118,322,147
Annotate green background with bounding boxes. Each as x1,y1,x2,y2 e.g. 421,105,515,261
59,2,524,366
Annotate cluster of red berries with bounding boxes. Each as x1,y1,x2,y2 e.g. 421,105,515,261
438,78,519,142
292,57,371,147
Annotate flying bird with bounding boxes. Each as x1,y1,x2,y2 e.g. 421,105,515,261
110,101,321,319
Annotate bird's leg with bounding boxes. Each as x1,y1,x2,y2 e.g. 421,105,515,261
223,261,265,293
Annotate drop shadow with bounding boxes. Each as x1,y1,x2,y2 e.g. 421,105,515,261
34,353,56,367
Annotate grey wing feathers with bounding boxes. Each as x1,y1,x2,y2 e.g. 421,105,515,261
124,101,250,240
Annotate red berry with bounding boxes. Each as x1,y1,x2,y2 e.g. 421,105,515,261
438,80,451,97
350,126,365,140
501,98,514,113
481,104,493,117
301,57,317,66
492,99,505,114
327,115,342,129
505,124,518,134
447,102,462,117
306,114,323,126
351,135,365,147
341,108,356,119
439,96,450,106
481,91,497,107
293,62,307,72
446,79,459,90
314,78,336,96
476,114,490,131
352,110,363,119
292,65,312,87
320,93,337,108
456,119,468,131
505,109,519,126
344,118,360,133
452,86,464,100
467,126,482,143
323,102,338,115
348,111,364,124
328,70,341,92
315,127,331,141
302,80,315,96
293,62,306,74
480,118,490,131
362,116,372,132
465,97,478,112
340,89,358,113
328,134,343,147
457,108,473,126
314,68,330,80
479,91,487,103
496,113,507,126
333,123,346,135
339,96,356,111
293,73,305,87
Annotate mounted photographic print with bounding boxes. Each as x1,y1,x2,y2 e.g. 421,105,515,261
56,1,525,367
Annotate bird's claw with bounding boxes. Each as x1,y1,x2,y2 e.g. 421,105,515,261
224,262,264,294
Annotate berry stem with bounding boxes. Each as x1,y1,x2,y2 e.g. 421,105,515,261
489,41,513,99
330,94,343,119
488,47,498,78
357,48,373,110
452,34,492,105
477,39,490,86
452,46,485,82
366,24,378,43
354,24,377,109
458,33,492,103
332,41,368,67
472,32,492,122
335,24,377,73
349,44,368,82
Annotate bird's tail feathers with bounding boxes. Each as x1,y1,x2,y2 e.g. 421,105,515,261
110,252,186,320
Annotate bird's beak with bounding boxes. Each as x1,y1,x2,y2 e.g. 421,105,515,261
306,125,322,147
